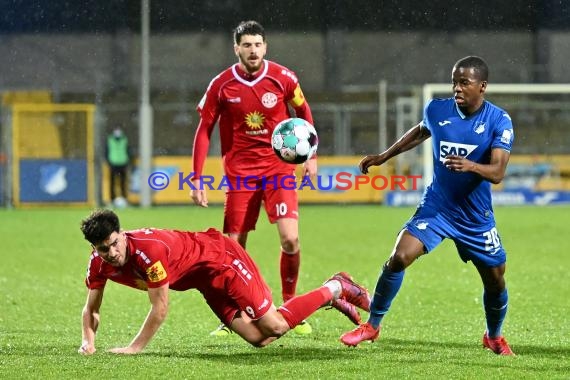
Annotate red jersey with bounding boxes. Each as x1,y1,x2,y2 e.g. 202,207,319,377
193,59,313,180
85,228,228,292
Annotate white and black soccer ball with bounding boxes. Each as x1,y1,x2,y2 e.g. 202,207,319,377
272,118,318,164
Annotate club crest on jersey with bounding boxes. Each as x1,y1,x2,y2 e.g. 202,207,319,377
261,92,278,108
439,141,478,163
474,122,486,134
416,222,429,230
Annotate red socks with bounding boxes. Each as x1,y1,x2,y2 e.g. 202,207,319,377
278,287,332,328
280,250,300,302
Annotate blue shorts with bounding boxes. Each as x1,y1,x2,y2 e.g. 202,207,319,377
404,205,507,268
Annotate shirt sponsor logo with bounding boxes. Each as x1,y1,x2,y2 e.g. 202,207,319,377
245,111,265,130
439,141,478,163
261,92,277,108
245,111,268,136
245,129,269,135
146,260,167,282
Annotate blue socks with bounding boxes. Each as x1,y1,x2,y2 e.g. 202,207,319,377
368,266,405,329
367,266,508,336
483,288,508,337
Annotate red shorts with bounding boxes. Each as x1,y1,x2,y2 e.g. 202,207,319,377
199,237,273,325
223,175,299,234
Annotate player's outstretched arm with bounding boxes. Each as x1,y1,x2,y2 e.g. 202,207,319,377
78,288,104,355
360,123,430,174
108,284,169,355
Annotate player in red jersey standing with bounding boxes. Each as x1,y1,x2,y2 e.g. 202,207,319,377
191,20,317,335
77,209,370,355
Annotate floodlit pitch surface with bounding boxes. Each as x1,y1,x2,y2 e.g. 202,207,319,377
1,205,568,379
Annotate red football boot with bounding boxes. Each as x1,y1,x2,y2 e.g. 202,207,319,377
340,322,380,347
327,272,371,311
482,332,515,356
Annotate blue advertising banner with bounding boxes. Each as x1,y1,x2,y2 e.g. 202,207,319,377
491,190,570,205
384,190,570,207
19,159,88,202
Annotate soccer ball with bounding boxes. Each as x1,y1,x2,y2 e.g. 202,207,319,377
113,196,128,209
272,118,318,164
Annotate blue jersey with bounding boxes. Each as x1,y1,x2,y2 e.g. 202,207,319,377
421,98,514,224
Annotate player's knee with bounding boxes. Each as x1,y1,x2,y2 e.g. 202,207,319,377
280,235,299,253
242,325,285,347
484,278,506,293
260,317,290,337
266,323,289,338
388,251,414,271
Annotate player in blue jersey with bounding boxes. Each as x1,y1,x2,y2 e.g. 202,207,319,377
341,56,515,355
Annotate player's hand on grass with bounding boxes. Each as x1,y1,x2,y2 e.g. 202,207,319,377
191,179,208,207
108,346,140,355
359,154,386,174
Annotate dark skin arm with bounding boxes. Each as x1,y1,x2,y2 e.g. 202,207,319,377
359,123,431,174
444,148,510,184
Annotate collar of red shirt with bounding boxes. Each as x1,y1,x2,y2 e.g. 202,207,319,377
235,61,265,81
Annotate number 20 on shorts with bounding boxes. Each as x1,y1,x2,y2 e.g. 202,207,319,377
483,227,501,252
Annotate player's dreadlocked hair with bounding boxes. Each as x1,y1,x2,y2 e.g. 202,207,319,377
234,20,265,45
454,56,489,82
80,209,120,245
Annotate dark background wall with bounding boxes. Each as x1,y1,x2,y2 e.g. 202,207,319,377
1,1,569,158
1,0,568,34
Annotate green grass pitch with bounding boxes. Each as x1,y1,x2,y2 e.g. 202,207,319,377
0,205,568,379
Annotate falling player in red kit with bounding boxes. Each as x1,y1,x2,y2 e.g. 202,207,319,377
77,209,370,355
191,20,318,335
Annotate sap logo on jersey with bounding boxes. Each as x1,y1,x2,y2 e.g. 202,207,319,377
439,141,478,163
